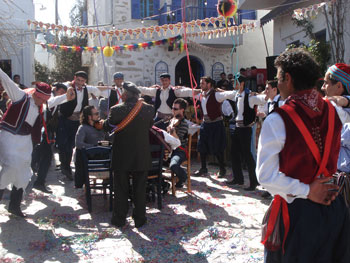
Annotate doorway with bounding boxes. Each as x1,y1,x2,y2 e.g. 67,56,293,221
175,56,204,88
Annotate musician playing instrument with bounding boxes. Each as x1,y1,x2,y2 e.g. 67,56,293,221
167,98,189,188
74,106,107,188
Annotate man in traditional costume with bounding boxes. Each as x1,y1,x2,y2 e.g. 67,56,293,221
257,49,350,262
0,68,51,217
56,71,110,179
226,75,266,190
99,72,124,119
138,73,199,130
103,81,154,228
32,83,75,193
194,76,238,178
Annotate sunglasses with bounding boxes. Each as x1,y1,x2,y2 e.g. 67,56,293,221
172,107,180,111
92,112,100,116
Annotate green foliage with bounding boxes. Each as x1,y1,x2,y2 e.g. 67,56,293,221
34,60,51,83
50,36,88,82
70,0,87,26
289,18,331,74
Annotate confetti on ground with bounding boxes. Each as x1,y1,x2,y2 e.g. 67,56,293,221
0,161,268,262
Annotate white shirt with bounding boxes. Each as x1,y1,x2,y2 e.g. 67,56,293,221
234,90,266,122
138,85,194,114
257,101,350,203
47,93,67,115
0,68,39,126
200,89,237,115
63,82,109,113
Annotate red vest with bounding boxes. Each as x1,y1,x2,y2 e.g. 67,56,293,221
201,90,222,120
275,99,342,184
0,94,42,144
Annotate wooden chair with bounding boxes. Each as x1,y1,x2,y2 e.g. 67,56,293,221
147,144,165,210
170,134,193,196
81,146,113,213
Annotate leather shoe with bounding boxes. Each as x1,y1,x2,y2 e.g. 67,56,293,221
193,168,208,177
217,168,227,178
244,185,257,191
111,217,125,228
226,180,244,186
261,191,272,198
135,218,147,228
62,169,73,181
8,206,26,218
33,183,52,194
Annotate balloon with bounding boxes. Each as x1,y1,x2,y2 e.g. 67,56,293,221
103,46,114,57
217,0,238,18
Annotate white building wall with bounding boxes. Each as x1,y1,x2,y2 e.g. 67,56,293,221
273,3,350,64
86,0,273,85
0,0,35,86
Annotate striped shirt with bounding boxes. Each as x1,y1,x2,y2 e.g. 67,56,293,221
175,118,189,148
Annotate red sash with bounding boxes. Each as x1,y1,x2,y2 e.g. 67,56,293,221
262,99,335,253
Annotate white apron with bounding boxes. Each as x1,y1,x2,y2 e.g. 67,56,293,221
0,129,33,189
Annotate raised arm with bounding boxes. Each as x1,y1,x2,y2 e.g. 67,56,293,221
0,68,25,102
214,90,238,102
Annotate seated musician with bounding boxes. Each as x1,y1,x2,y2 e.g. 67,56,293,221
74,105,107,188
167,98,189,188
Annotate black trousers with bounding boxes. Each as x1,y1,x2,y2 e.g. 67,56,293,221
35,134,54,185
56,117,80,170
230,127,258,186
112,171,147,225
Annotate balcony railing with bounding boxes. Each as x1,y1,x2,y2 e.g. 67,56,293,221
159,5,218,25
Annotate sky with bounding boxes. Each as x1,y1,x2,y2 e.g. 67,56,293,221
34,0,76,26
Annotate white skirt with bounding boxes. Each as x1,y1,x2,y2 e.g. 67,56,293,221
0,129,33,189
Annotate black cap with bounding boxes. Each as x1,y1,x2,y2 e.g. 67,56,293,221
123,81,140,95
160,73,171,79
74,71,88,79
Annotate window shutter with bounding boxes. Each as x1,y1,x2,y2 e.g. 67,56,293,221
131,0,141,19
151,0,160,20
205,0,218,18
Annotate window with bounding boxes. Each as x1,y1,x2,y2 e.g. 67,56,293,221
131,0,159,20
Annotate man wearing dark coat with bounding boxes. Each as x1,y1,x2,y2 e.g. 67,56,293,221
104,81,154,228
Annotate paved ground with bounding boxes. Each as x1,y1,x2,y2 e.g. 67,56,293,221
0,156,270,263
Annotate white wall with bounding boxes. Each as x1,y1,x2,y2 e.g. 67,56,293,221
0,0,35,86
86,0,274,85
273,4,350,64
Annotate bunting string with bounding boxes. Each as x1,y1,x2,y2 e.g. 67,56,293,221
36,22,257,54
292,1,332,20
26,16,245,40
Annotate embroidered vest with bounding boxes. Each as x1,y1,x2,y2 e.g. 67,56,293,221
154,87,176,112
243,88,256,126
0,94,42,144
276,100,342,184
108,88,122,108
60,85,89,118
200,90,222,120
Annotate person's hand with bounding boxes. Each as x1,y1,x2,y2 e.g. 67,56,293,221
307,177,339,205
150,84,161,89
256,112,266,118
66,87,75,101
326,96,349,107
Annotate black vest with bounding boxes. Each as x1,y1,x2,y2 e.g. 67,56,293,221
108,89,120,108
60,87,88,118
243,88,256,126
154,87,176,112
267,95,281,115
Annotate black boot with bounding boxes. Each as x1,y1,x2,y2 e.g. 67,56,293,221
60,153,73,180
8,186,26,217
0,189,4,201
